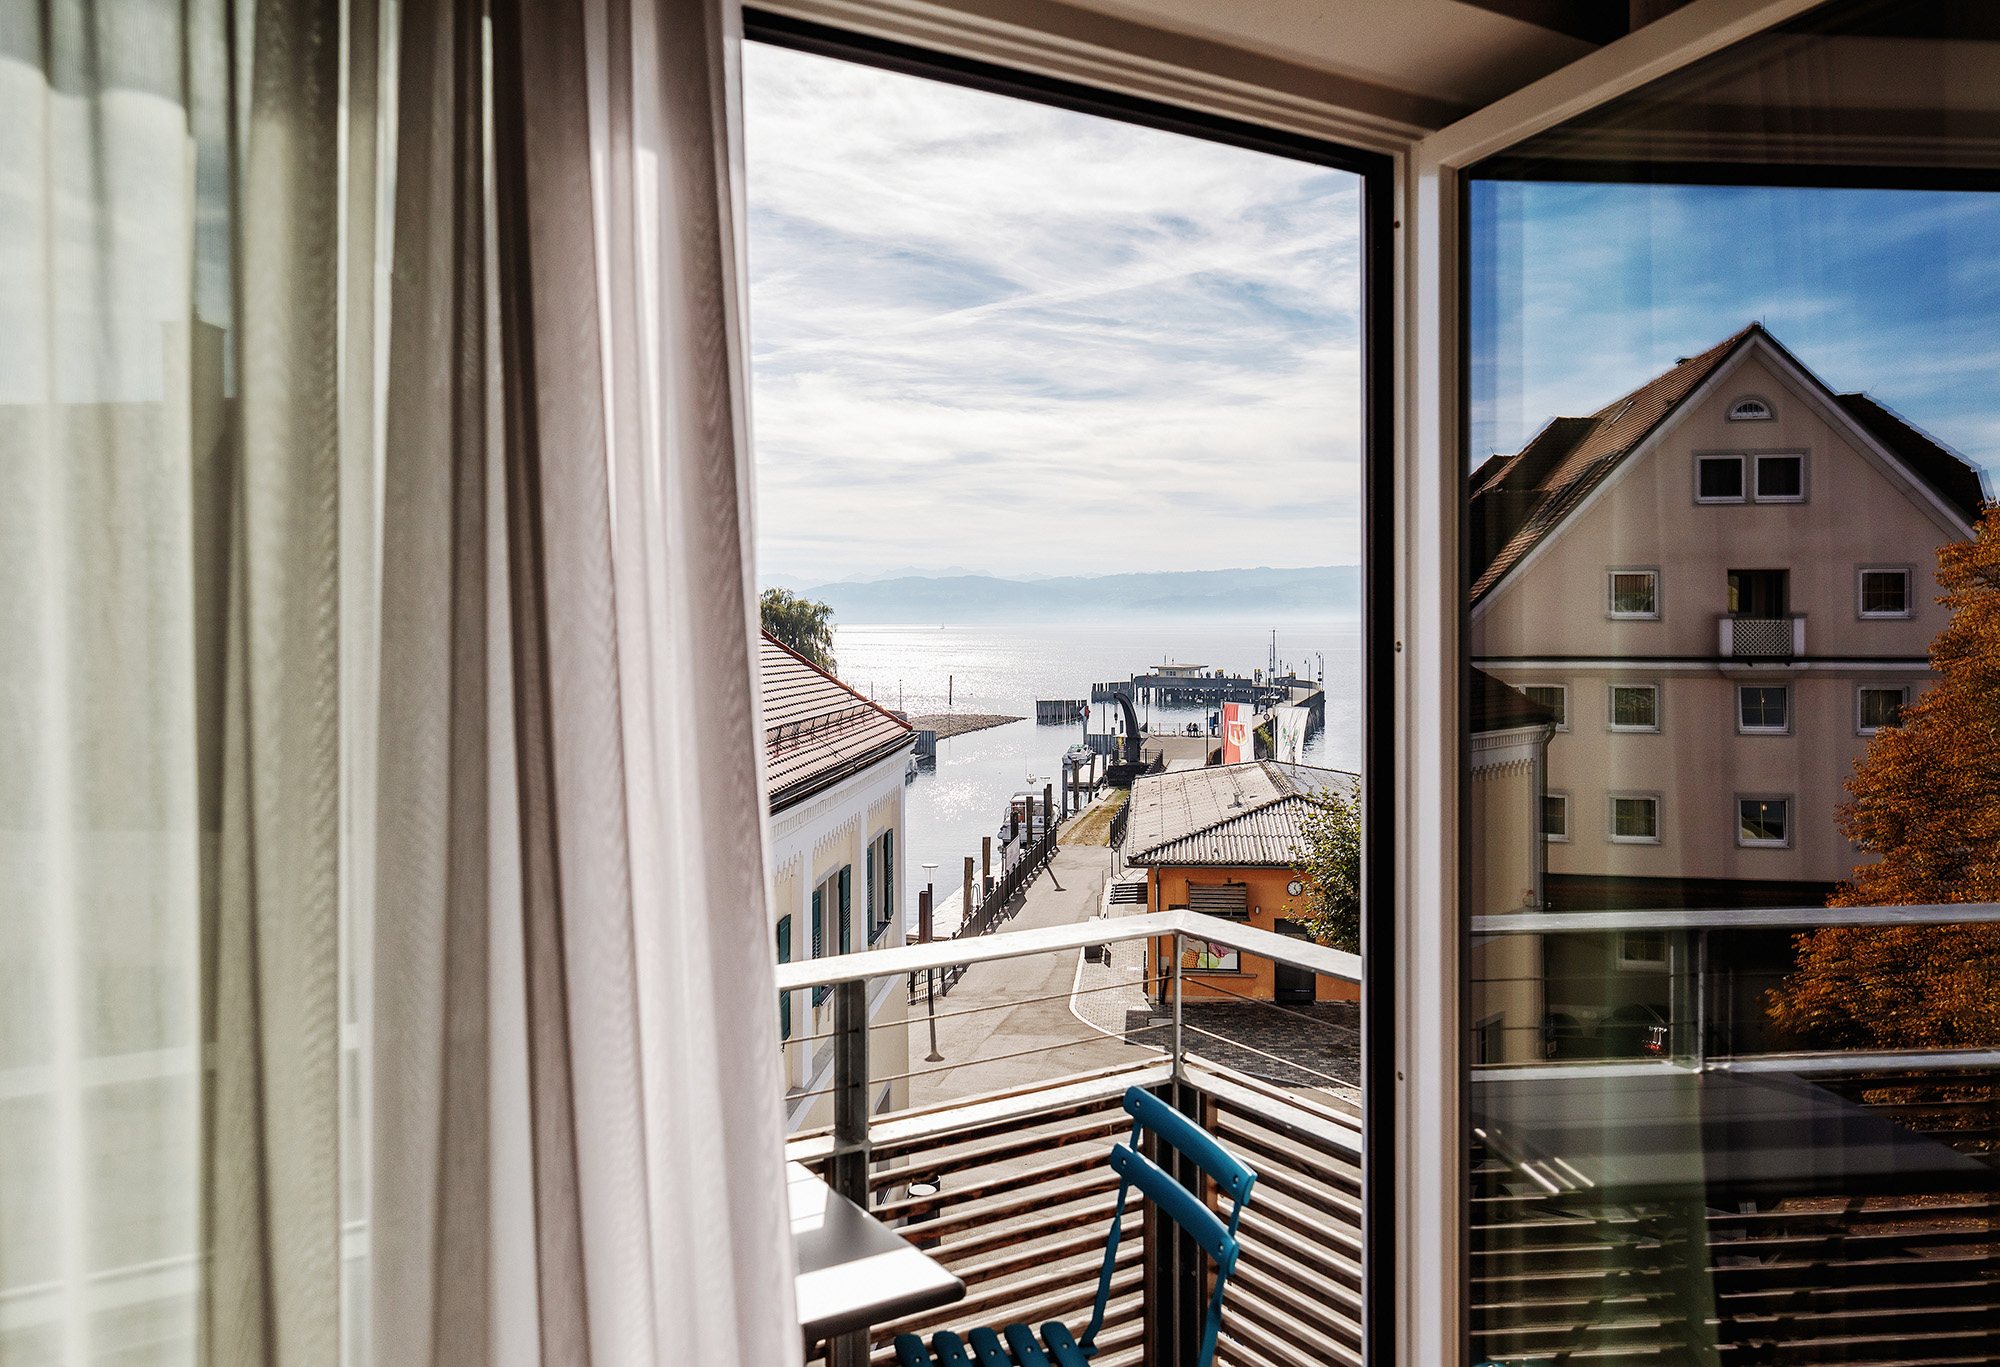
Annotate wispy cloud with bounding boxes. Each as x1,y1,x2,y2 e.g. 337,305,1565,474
745,43,1364,583
1471,181,2000,473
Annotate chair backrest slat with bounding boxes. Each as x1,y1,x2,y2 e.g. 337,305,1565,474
1107,1144,1235,1268
1122,1087,1256,1206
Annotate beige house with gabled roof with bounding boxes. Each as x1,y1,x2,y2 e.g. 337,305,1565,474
1470,324,1985,911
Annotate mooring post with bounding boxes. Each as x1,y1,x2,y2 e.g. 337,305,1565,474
963,856,974,925
981,836,991,894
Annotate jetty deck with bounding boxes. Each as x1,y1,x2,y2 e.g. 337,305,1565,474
907,712,1022,741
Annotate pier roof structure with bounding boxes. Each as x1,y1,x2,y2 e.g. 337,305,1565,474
760,633,912,812
1124,759,1356,868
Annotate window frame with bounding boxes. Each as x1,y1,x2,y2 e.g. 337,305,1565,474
1752,451,1807,503
1606,566,1661,620
1856,683,1912,735
1607,681,1661,733
740,19,1403,1358
1735,793,1793,849
1857,564,1914,619
1523,683,1568,731
1607,792,1662,845
1694,452,1747,503
1727,394,1775,422
1736,683,1790,735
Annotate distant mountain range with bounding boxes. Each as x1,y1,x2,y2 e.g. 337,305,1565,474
765,566,1360,623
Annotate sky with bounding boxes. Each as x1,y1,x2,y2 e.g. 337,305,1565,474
1470,180,2000,477
743,42,1364,585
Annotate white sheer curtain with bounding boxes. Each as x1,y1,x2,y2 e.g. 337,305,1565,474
370,0,799,1364
5,0,791,1361
2,0,378,1364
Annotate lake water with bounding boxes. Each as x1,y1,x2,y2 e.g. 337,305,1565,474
829,621,1362,929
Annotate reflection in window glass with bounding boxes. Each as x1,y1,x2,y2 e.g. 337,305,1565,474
1860,568,1911,616
1755,453,1804,500
1738,796,1789,846
1610,795,1658,841
1697,454,1744,500
1738,685,1787,732
1859,686,1906,732
1525,684,1566,727
1542,793,1568,839
1465,7,2000,1364
1610,684,1657,730
1609,570,1657,615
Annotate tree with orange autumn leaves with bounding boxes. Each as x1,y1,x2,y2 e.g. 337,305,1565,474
1766,506,2000,1050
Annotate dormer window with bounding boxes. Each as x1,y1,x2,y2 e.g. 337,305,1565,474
1728,396,1774,421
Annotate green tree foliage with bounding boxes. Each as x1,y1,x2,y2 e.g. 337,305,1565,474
1286,783,1361,954
759,588,837,673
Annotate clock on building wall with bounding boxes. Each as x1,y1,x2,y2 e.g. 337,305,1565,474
1286,879,1304,896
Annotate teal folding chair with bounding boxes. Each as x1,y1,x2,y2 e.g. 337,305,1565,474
895,1086,1257,1367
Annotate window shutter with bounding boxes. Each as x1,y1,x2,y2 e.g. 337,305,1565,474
776,917,792,1040
866,842,877,926
1187,883,1250,917
839,865,852,953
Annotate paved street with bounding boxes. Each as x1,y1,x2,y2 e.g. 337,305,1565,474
905,840,1128,1109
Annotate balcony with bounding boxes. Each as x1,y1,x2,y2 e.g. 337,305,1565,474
1718,614,1805,659
1469,902,2000,1367
775,912,1364,1367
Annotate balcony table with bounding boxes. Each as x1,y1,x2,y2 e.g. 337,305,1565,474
790,1161,964,1355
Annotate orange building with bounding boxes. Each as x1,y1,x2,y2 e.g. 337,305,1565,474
1125,760,1361,1004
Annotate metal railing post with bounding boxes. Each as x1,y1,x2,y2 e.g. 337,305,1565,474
1171,932,1183,1084
829,977,871,1367
832,978,869,1206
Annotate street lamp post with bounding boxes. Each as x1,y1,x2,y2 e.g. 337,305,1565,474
920,862,943,1063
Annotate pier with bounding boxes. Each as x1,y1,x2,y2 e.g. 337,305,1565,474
1035,698,1087,723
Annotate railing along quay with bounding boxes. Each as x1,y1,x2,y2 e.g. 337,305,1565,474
778,912,1365,1367
913,823,1061,1001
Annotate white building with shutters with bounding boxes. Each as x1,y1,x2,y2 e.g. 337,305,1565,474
761,634,915,1130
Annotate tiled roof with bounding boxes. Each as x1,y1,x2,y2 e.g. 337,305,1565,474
1469,325,1987,606
1835,393,1986,527
761,634,912,812
1125,760,1357,869
1470,327,1752,604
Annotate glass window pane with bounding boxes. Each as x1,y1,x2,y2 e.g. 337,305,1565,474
1611,685,1657,729
1542,794,1568,837
1466,8,2000,1364
1861,569,1909,615
1860,687,1906,731
1525,685,1566,727
1755,453,1803,499
1698,455,1744,499
1610,571,1656,614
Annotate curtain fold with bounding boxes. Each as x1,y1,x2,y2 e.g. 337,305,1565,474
374,0,798,1363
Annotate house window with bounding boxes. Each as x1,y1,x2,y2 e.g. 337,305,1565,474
776,917,793,1040
1728,396,1774,421
1542,792,1569,841
1754,453,1804,501
1617,931,1667,968
1859,566,1911,617
1608,569,1659,618
838,865,852,954
1737,685,1788,733
1738,796,1791,847
1858,686,1909,734
1609,795,1660,843
1525,684,1567,730
1187,883,1250,918
1609,684,1659,731
1696,454,1745,501
810,885,827,1005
